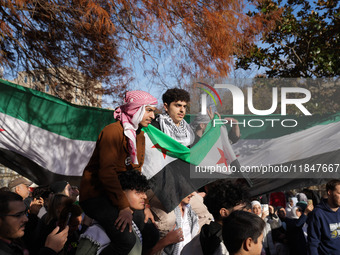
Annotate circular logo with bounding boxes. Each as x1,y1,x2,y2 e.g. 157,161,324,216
331,230,338,239
125,157,131,166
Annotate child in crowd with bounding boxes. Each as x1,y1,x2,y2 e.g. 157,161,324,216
222,210,266,255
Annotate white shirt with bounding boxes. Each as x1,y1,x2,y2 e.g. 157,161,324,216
176,205,198,255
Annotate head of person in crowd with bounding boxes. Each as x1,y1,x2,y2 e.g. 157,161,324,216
251,201,262,217
243,200,253,213
8,177,33,199
296,192,308,202
181,192,195,206
277,206,286,219
296,200,307,212
57,200,83,235
222,210,265,255
32,185,53,208
287,196,297,208
290,206,303,219
326,179,340,209
0,191,28,240
162,88,190,126
204,180,249,224
50,181,73,197
190,113,211,137
70,186,79,202
45,194,73,225
118,169,150,211
114,90,158,164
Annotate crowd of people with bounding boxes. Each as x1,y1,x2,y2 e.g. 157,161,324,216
0,88,339,255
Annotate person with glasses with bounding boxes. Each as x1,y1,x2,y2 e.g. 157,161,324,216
0,191,68,255
8,177,32,200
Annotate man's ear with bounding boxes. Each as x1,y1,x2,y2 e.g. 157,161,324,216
244,237,252,251
219,208,231,218
327,190,332,197
163,103,168,112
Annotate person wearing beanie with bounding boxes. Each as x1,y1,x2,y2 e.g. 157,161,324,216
79,91,158,255
50,181,72,197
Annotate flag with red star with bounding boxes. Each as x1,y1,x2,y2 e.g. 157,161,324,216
1,78,340,213
142,122,246,212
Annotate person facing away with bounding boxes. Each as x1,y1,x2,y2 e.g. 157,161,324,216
307,179,340,255
222,210,266,255
56,201,83,255
283,204,313,255
79,90,158,255
0,191,68,255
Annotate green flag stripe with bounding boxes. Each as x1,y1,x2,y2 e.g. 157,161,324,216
0,79,114,141
143,125,190,162
2,79,339,141
143,120,222,164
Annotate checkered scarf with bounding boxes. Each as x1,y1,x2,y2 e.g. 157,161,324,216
132,220,143,245
114,91,157,164
163,204,199,255
157,113,195,147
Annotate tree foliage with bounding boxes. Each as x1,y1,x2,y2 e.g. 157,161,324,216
0,0,276,104
236,0,340,113
237,0,340,77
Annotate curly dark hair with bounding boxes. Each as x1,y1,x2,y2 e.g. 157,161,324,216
32,185,52,200
58,200,82,228
204,180,249,221
118,170,150,192
162,88,190,105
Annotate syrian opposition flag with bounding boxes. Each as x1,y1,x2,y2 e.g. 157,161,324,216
230,113,340,197
0,79,243,212
142,122,246,212
0,79,114,184
1,79,340,209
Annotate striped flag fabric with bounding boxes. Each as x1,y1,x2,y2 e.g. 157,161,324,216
230,113,340,196
0,79,113,184
142,122,246,212
1,78,340,211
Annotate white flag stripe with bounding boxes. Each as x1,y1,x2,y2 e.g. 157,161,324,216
233,121,340,167
142,134,177,179
0,112,95,176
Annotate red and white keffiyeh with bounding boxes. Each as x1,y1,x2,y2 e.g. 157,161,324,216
114,91,158,164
